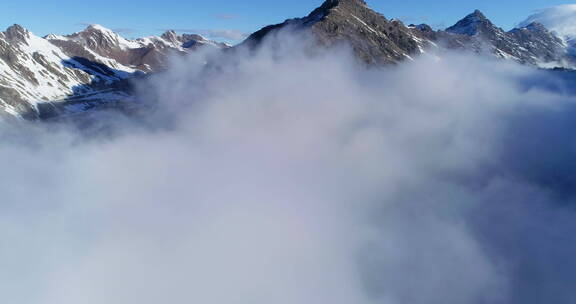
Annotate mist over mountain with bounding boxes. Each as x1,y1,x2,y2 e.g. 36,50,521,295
2,0,576,118
2,1,576,304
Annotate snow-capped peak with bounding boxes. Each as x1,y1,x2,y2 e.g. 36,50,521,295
85,24,113,33
74,24,142,49
79,24,119,40
0,23,232,117
160,30,179,41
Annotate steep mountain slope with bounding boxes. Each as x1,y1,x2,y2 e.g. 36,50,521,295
0,24,128,117
244,0,432,65
0,24,227,118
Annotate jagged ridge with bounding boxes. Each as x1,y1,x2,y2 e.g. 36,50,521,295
246,0,573,68
0,24,228,118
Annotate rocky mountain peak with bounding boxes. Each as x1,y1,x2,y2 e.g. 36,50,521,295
470,9,487,20
307,0,369,20
244,0,428,65
81,24,118,37
160,30,179,43
75,24,118,41
3,24,30,41
65,24,141,53
446,9,496,36
85,24,112,32
319,0,367,9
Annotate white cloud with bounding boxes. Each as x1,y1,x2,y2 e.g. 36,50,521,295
2,31,576,304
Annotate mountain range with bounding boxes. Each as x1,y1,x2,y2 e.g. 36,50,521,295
0,24,228,118
1,0,575,118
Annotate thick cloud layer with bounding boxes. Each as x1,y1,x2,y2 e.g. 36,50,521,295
1,33,576,304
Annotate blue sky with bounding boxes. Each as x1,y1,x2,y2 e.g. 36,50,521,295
1,0,576,41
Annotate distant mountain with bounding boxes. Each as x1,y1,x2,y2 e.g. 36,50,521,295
519,5,576,56
441,10,570,67
0,24,227,118
47,25,229,72
245,0,574,68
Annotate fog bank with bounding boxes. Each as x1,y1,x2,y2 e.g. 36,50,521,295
2,33,576,304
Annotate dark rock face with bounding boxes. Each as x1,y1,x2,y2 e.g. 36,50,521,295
244,0,431,65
